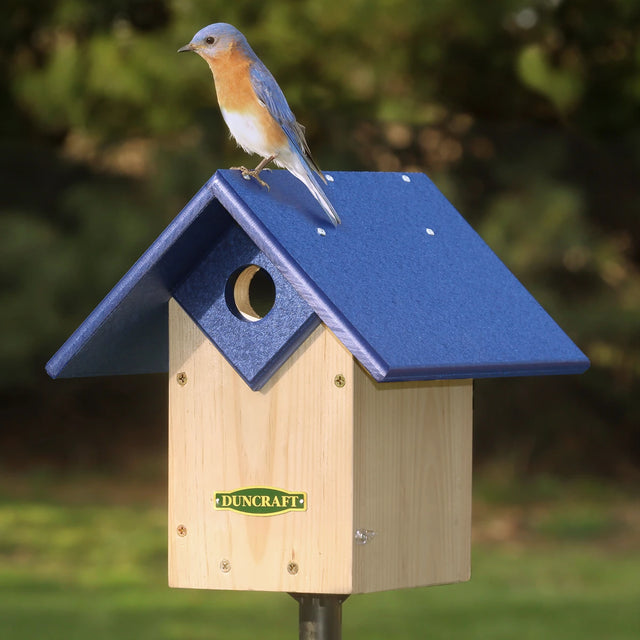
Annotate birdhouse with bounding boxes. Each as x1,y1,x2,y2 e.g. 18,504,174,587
47,170,589,596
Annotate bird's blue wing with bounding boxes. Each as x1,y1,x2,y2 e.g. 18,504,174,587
249,58,339,224
249,62,295,125
249,62,323,177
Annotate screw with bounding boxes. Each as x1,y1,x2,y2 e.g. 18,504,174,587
355,529,376,545
177,524,187,537
220,559,231,573
334,374,346,388
176,371,187,386
287,562,299,575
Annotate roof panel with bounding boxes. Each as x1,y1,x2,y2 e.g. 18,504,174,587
212,170,589,381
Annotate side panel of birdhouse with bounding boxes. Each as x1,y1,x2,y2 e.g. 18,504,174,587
351,375,473,593
168,299,355,593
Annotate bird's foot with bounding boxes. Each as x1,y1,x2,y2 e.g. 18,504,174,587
231,166,270,190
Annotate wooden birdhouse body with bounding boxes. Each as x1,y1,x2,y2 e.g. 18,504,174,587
169,301,472,593
47,169,588,597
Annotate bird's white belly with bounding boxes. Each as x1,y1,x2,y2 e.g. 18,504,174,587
221,108,277,159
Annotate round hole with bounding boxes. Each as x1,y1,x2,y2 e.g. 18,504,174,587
225,265,276,322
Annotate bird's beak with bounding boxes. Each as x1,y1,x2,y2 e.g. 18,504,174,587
177,43,196,53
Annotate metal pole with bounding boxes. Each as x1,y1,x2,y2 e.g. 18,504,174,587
291,594,349,640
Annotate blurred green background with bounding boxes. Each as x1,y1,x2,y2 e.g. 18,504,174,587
1,0,639,638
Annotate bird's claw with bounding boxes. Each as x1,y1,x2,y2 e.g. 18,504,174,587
231,166,270,190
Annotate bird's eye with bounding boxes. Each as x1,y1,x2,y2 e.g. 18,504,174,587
205,36,216,45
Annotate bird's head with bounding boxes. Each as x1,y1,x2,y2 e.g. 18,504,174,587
178,23,248,59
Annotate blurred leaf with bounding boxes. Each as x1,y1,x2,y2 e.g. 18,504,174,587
517,44,584,113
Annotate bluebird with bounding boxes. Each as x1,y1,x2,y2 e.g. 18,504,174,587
178,23,341,226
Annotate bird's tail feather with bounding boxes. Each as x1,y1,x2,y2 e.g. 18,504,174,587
289,157,341,226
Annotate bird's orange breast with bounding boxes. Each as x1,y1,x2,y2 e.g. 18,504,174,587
203,45,288,151
205,46,257,112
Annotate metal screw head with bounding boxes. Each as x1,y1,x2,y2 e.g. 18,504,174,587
176,371,188,386
334,374,346,388
355,529,376,545
220,559,231,573
287,562,299,575
177,524,187,537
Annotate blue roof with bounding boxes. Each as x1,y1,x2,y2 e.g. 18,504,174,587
46,169,589,386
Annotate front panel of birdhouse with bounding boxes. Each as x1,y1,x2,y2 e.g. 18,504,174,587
168,299,472,594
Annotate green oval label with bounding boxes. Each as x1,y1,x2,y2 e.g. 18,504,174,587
214,487,307,516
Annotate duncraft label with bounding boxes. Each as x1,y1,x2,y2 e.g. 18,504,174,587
214,487,307,516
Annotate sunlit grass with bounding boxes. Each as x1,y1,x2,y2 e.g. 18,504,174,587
1,473,639,639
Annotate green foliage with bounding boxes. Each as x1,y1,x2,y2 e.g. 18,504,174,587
1,0,639,474
517,44,584,113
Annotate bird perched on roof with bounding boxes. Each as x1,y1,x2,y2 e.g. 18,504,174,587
178,23,341,226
